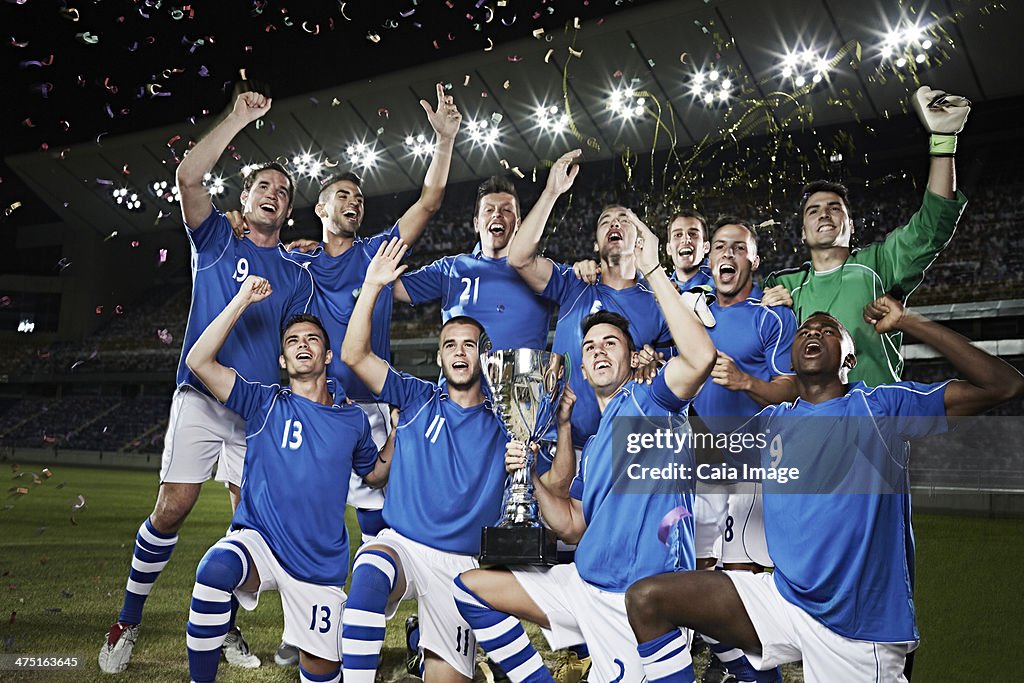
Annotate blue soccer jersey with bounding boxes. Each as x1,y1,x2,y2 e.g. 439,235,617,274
569,372,694,592
756,381,949,642
694,293,796,426
376,367,509,555
227,375,377,586
178,208,314,392
670,264,713,293
399,250,555,351
293,224,399,402
543,263,672,446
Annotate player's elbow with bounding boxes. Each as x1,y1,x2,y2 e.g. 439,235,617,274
339,343,363,368
999,370,1024,402
174,161,204,191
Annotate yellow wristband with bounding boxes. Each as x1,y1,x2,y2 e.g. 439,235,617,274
929,134,957,156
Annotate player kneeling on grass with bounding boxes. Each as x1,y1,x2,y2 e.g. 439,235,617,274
339,237,510,683
184,275,386,683
450,221,716,683
623,297,1024,682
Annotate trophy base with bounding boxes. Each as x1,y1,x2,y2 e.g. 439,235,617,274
479,525,559,566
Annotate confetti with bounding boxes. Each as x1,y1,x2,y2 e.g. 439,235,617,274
158,248,168,263
157,328,173,345
544,48,554,63
657,505,692,545
55,257,72,273
507,55,522,62
104,230,118,241
59,8,80,21
75,32,99,45
71,495,86,512
367,32,381,43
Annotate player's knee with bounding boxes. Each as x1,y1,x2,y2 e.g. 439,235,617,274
624,576,665,626
194,542,247,592
297,650,339,676
455,567,489,597
351,548,399,595
152,484,200,531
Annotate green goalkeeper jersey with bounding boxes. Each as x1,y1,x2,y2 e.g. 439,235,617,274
764,189,967,387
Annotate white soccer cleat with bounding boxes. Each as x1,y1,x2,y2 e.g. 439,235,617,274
221,627,261,668
98,622,140,674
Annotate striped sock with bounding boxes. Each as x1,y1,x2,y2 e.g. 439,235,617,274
341,550,397,683
118,518,178,625
637,629,695,683
452,576,552,683
705,636,773,683
300,663,341,683
186,541,248,683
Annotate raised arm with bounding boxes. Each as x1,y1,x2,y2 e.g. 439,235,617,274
396,83,461,246
186,275,272,402
176,91,271,230
364,406,399,489
632,212,716,399
538,387,578,493
340,238,409,395
508,149,581,292
864,295,1024,417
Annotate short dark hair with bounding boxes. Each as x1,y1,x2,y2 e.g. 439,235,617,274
668,209,709,241
473,176,520,218
799,180,850,216
581,311,635,352
242,162,295,208
711,215,758,247
440,315,486,344
281,313,330,352
801,310,854,349
318,171,363,202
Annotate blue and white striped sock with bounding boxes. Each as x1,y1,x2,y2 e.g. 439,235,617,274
341,550,397,683
300,663,341,683
452,576,552,683
118,518,178,625
705,636,777,683
186,541,248,683
637,629,695,683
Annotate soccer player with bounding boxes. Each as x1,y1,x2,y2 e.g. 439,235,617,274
509,150,697,449
182,275,379,683
690,217,797,683
394,175,556,350
623,298,1024,682
762,85,970,387
99,90,313,673
451,218,716,683
668,210,713,293
339,238,510,683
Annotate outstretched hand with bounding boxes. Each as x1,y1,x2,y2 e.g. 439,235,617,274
421,82,462,142
365,237,410,288
545,149,582,196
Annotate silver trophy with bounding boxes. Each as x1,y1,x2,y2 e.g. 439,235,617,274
479,348,567,565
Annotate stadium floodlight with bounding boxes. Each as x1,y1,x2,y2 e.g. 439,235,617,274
112,186,144,212
404,133,433,157
777,46,832,90
345,141,380,169
290,151,324,179
688,68,731,107
241,163,257,178
466,118,502,148
149,179,180,203
608,80,646,120
202,172,227,196
535,104,570,135
878,19,936,69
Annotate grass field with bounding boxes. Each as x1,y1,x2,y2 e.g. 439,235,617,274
0,465,1021,682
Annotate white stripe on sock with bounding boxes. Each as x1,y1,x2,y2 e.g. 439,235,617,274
192,582,232,602
342,638,385,656
475,615,523,643
186,634,225,652
342,608,387,629
130,558,170,573
714,647,744,663
138,524,178,547
644,652,692,681
647,631,689,662
342,670,375,683
126,579,155,596
188,609,229,627
505,651,546,682
488,631,532,664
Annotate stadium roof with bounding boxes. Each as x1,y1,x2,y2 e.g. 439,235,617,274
3,0,1022,236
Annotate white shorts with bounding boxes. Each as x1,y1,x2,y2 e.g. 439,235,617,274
721,483,771,567
227,528,346,661
160,386,246,487
363,529,479,678
512,563,674,683
694,483,729,560
726,571,914,682
346,401,389,512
